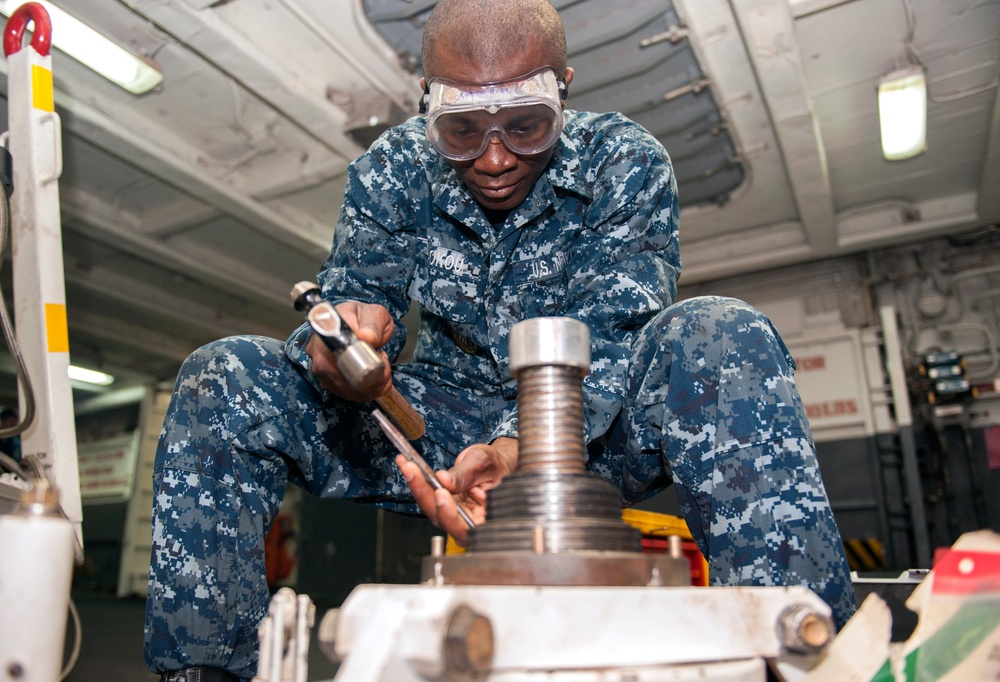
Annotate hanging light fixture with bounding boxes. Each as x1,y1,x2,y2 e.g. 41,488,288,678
0,0,162,94
68,365,114,386
878,64,927,161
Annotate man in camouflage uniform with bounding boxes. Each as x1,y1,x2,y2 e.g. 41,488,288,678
145,0,856,679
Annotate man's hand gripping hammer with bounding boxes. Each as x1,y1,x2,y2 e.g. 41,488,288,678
291,282,426,440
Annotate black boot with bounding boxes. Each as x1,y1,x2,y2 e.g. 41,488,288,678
160,667,239,682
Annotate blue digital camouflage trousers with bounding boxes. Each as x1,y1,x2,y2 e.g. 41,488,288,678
144,296,856,679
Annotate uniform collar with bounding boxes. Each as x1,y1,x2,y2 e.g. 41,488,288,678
545,124,591,202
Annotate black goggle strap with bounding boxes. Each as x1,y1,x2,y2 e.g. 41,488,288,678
419,83,430,114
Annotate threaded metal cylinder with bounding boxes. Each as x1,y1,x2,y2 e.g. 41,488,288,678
508,317,590,474
514,365,587,473
466,318,640,555
427,318,690,586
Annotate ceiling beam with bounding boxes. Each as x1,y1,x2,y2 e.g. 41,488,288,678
976,85,1000,225
278,0,420,104
63,259,291,343
68,309,198,365
138,201,220,240
122,0,412,161
73,386,150,416
836,193,981,251
728,0,838,255
681,221,812,283
788,0,860,19
680,193,981,283
0,60,333,259
59,187,293,309
120,0,351,155
59,90,333,257
670,0,804,242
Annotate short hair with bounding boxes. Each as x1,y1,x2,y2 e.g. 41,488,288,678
421,0,568,80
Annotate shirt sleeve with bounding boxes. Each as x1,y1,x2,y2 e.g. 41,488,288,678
284,129,422,371
490,120,680,445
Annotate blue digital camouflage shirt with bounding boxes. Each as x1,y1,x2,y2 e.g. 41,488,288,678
285,109,680,445
145,112,857,679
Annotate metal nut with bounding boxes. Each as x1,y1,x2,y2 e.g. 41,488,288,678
778,603,833,653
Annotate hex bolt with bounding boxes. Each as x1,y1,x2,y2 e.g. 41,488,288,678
443,604,494,678
316,608,341,664
778,604,833,653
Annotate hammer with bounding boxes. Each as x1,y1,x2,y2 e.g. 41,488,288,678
291,282,426,440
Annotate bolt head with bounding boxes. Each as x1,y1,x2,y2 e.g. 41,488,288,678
778,604,833,653
444,604,494,678
509,317,590,375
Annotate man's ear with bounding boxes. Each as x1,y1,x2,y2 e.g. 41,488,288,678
561,67,574,105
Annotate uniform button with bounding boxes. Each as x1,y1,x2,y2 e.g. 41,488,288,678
452,329,480,354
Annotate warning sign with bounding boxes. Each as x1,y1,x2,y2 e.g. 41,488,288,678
77,433,139,502
786,332,872,441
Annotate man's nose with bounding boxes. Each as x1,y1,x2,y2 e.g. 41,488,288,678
474,133,517,174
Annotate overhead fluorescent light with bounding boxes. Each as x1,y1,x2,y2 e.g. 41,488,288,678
0,0,162,94
878,65,927,161
68,365,114,386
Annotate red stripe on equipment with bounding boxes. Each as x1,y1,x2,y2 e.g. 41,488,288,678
932,550,1000,595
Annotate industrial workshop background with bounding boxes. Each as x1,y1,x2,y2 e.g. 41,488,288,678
0,0,995,643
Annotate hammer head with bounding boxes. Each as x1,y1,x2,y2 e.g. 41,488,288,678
291,281,322,311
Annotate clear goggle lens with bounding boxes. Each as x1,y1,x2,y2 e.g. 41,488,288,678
425,67,564,161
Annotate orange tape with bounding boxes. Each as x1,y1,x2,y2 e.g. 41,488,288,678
31,64,54,112
45,303,69,352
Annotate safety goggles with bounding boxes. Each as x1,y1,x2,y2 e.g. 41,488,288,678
423,67,566,161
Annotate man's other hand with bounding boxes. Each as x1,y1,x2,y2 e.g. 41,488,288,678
397,437,519,544
306,301,394,401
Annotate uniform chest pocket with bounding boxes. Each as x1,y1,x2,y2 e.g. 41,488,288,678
513,253,569,318
408,247,482,324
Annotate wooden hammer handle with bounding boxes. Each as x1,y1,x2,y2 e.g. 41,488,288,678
374,385,426,440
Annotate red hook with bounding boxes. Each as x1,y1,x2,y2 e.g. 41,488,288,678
4,2,52,57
